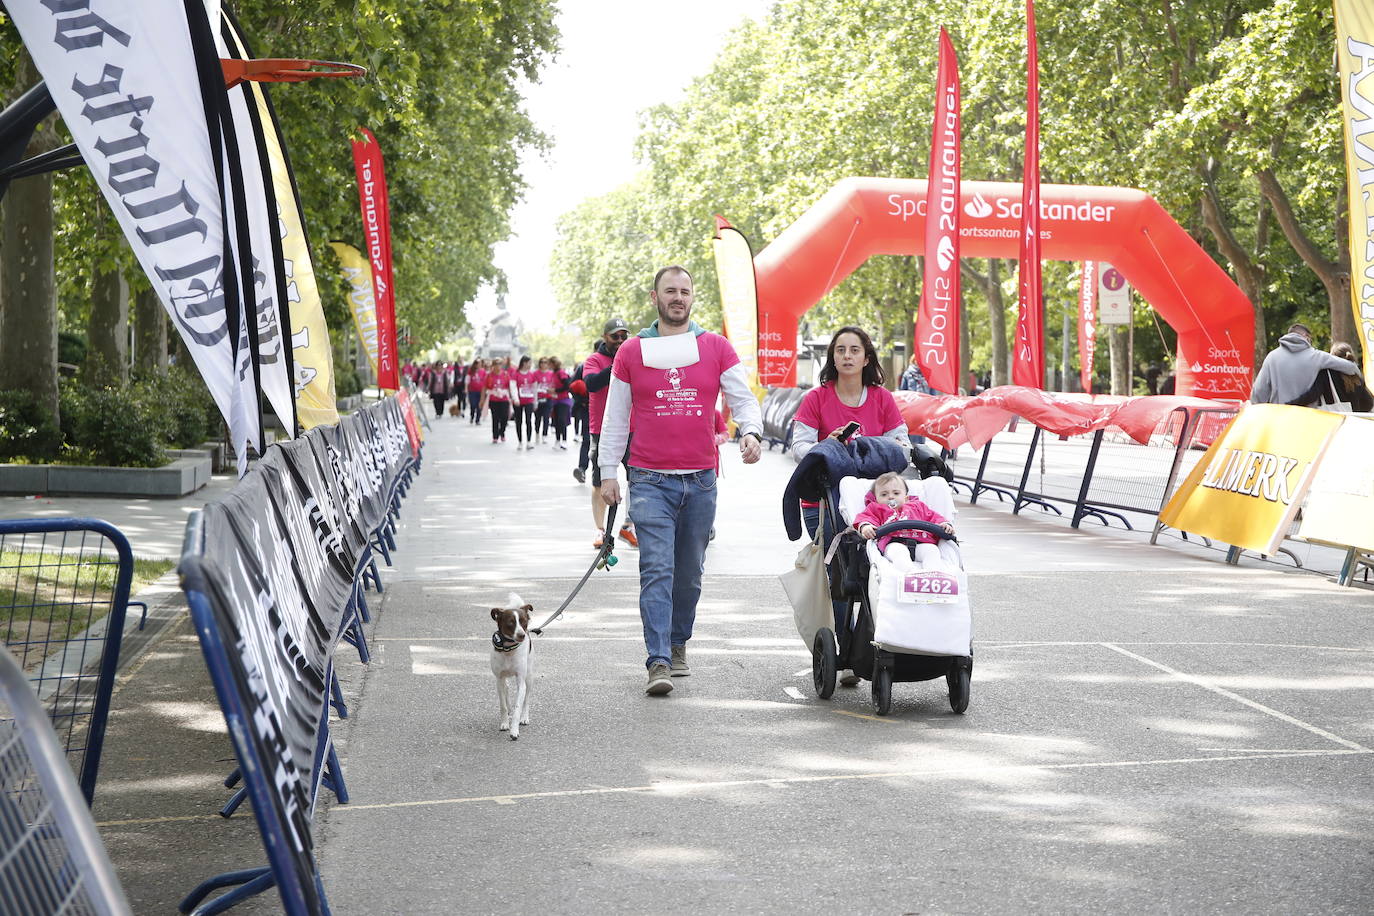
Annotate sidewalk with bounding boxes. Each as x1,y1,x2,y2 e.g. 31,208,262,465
7,411,1372,913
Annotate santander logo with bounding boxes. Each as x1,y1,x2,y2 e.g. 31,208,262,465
936,236,956,271
965,194,993,219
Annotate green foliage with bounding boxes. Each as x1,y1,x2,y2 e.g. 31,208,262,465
130,367,219,449
57,331,87,368
0,390,63,462
551,0,1351,376
59,382,168,468
2,1,558,356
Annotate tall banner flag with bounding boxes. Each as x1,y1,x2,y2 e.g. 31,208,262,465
330,242,381,381
1335,0,1374,380
350,128,399,391
1078,261,1097,393
211,7,297,435
7,0,264,469
917,27,962,395
221,10,339,430
1013,0,1045,389
712,216,761,390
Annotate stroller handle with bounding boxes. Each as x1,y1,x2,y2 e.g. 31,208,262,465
872,519,957,543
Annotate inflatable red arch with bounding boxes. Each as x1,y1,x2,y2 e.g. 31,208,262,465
748,177,1253,398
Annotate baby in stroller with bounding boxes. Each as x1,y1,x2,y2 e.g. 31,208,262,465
853,471,958,573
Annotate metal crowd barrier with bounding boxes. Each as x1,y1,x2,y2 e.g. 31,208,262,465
946,405,1241,534
179,395,421,915
0,645,132,915
0,518,132,805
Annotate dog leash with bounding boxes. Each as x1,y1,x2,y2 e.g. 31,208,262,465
530,503,618,635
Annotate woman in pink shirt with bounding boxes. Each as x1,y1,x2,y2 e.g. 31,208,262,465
467,359,487,424
513,355,538,449
483,357,513,443
534,358,555,445
791,326,911,684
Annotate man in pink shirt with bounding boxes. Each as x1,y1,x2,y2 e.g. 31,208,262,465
599,266,764,695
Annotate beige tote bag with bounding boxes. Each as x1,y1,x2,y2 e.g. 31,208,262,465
781,526,832,650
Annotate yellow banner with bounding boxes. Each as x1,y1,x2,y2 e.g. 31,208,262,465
223,20,339,430
1159,404,1344,555
1299,414,1374,551
329,242,380,382
1336,0,1374,379
713,221,760,391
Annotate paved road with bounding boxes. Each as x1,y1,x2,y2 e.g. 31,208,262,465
312,414,1374,914
15,409,1370,913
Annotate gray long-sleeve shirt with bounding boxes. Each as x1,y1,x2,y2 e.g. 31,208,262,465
1250,334,1359,405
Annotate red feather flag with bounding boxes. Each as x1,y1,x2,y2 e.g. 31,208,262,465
916,27,962,395
1012,0,1045,389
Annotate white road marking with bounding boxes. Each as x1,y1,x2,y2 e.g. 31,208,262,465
792,668,811,677
783,686,806,700
1101,643,1371,752
322,748,1370,816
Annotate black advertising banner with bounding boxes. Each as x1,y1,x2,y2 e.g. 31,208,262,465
179,395,419,912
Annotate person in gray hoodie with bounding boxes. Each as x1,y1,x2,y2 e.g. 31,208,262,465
1250,323,1359,404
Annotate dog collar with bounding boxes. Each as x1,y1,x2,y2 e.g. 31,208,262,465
491,631,524,653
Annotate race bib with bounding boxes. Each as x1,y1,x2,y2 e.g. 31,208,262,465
898,571,959,604
641,333,700,369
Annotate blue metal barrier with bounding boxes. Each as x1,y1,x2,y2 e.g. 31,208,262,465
178,572,329,916
0,518,132,805
0,642,132,914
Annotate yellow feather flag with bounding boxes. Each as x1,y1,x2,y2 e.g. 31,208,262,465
223,17,339,429
330,242,381,383
1336,0,1374,378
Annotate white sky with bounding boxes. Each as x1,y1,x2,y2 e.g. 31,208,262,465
465,0,774,336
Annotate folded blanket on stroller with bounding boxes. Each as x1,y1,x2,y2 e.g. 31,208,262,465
782,436,910,541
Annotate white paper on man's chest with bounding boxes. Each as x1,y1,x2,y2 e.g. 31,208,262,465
640,334,701,370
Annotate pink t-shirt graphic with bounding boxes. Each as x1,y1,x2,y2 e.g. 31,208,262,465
612,334,739,471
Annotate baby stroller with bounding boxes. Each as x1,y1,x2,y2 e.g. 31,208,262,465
785,438,971,716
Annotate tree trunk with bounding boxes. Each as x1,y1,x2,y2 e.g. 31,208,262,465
958,282,970,393
0,57,59,422
1199,166,1266,366
133,286,168,375
963,258,1010,387
85,225,129,386
1256,168,1351,348
988,259,1009,386
1109,324,1133,395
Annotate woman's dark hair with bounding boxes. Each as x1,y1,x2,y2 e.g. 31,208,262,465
549,356,563,371
820,326,885,387
518,354,531,368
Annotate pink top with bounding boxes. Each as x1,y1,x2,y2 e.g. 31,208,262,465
553,369,573,405
515,370,537,405
469,368,487,391
794,382,905,442
485,369,511,401
536,369,554,400
584,349,613,434
794,382,907,509
852,493,948,550
612,333,740,472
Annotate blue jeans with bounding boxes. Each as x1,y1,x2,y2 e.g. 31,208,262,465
628,467,717,668
802,504,848,635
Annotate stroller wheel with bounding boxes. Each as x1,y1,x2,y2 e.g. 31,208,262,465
947,661,971,714
871,664,893,716
812,628,837,699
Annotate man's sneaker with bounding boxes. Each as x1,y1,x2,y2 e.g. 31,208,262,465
839,669,861,687
573,467,586,484
646,663,673,695
593,532,605,548
670,645,690,677
619,526,638,548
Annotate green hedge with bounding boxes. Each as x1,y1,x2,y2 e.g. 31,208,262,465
0,369,220,468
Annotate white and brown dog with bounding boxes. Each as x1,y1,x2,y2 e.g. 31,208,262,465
490,593,533,740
